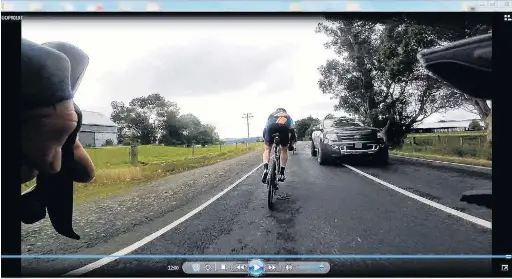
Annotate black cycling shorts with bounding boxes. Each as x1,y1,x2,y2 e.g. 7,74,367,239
264,123,290,147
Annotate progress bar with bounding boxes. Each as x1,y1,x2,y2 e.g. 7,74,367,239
3,254,511,259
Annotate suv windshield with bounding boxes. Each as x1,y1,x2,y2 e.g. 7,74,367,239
324,118,363,129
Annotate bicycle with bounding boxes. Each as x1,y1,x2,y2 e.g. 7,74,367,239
266,133,281,210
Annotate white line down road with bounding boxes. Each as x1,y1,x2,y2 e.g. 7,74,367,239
57,145,490,277
65,163,264,276
343,164,492,229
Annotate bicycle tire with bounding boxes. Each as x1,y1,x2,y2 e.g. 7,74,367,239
267,156,276,210
275,145,281,177
267,135,281,210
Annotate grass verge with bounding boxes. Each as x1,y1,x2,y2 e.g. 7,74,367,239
22,143,263,204
392,150,492,168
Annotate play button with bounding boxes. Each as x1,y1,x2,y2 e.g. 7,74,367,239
248,259,265,277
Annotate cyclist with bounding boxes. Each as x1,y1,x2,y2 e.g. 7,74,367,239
261,108,296,184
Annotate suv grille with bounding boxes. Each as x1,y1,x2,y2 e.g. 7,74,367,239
336,133,377,141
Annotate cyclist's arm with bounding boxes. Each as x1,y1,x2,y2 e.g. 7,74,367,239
288,118,297,142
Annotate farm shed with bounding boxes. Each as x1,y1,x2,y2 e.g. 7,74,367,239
78,110,118,147
410,119,485,134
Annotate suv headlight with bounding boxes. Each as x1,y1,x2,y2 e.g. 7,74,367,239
325,134,337,142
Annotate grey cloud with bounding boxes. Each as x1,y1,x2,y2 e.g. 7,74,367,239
254,56,296,97
301,99,337,112
99,38,298,100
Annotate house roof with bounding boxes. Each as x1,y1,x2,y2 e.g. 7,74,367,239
81,110,118,127
414,119,483,129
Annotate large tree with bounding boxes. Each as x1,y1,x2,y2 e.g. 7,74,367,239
316,15,491,145
195,124,220,147
111,93,179,145
111,93,219,146
158,108,184,146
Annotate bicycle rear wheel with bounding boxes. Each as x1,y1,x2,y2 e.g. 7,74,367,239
267,158,276,210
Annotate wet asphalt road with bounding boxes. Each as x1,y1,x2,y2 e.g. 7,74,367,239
21,142,493,277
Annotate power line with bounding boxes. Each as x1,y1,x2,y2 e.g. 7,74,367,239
242,113,254,147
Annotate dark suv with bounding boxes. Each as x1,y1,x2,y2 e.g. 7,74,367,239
310,117,389,165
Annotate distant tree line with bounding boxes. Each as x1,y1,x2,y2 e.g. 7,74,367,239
294,116,321,141
110,93,220,147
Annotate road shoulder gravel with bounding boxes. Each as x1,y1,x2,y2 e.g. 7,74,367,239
21,149,263,256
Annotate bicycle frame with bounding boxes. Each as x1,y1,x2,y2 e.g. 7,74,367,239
273,137,281,175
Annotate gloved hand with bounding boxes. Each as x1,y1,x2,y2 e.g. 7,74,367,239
21,39,95,184
21,138,95,184
21,38,94,240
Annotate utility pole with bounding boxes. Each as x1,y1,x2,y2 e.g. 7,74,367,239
242,113,254,148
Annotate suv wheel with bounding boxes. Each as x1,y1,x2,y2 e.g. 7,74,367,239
375,149,389,166
317,145,329,165
310,141,317,157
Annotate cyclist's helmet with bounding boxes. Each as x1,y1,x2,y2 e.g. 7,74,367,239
275,108,287,113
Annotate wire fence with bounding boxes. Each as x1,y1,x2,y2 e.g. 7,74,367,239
400,134,491,160
83,142,264,168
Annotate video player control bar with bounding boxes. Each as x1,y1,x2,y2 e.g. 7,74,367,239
182,260,330,275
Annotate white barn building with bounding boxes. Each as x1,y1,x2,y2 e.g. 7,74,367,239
78,110,118,147
411,119,485,134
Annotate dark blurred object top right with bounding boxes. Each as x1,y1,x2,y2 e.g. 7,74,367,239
417,33,492,100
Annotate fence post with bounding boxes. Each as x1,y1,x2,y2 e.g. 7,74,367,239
412,136,416,145
219,143,222,152
437,135,441,143
192,144,195,156
460,137,463,146
130,145,138,165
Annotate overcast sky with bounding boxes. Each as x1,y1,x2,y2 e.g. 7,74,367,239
22,17,476,139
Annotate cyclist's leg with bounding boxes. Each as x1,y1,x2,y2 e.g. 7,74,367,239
277,127,290,181
261,126,274,183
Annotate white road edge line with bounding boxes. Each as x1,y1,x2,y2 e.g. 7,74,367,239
343,164,492,230
392,154,492,170
65,163,264,276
